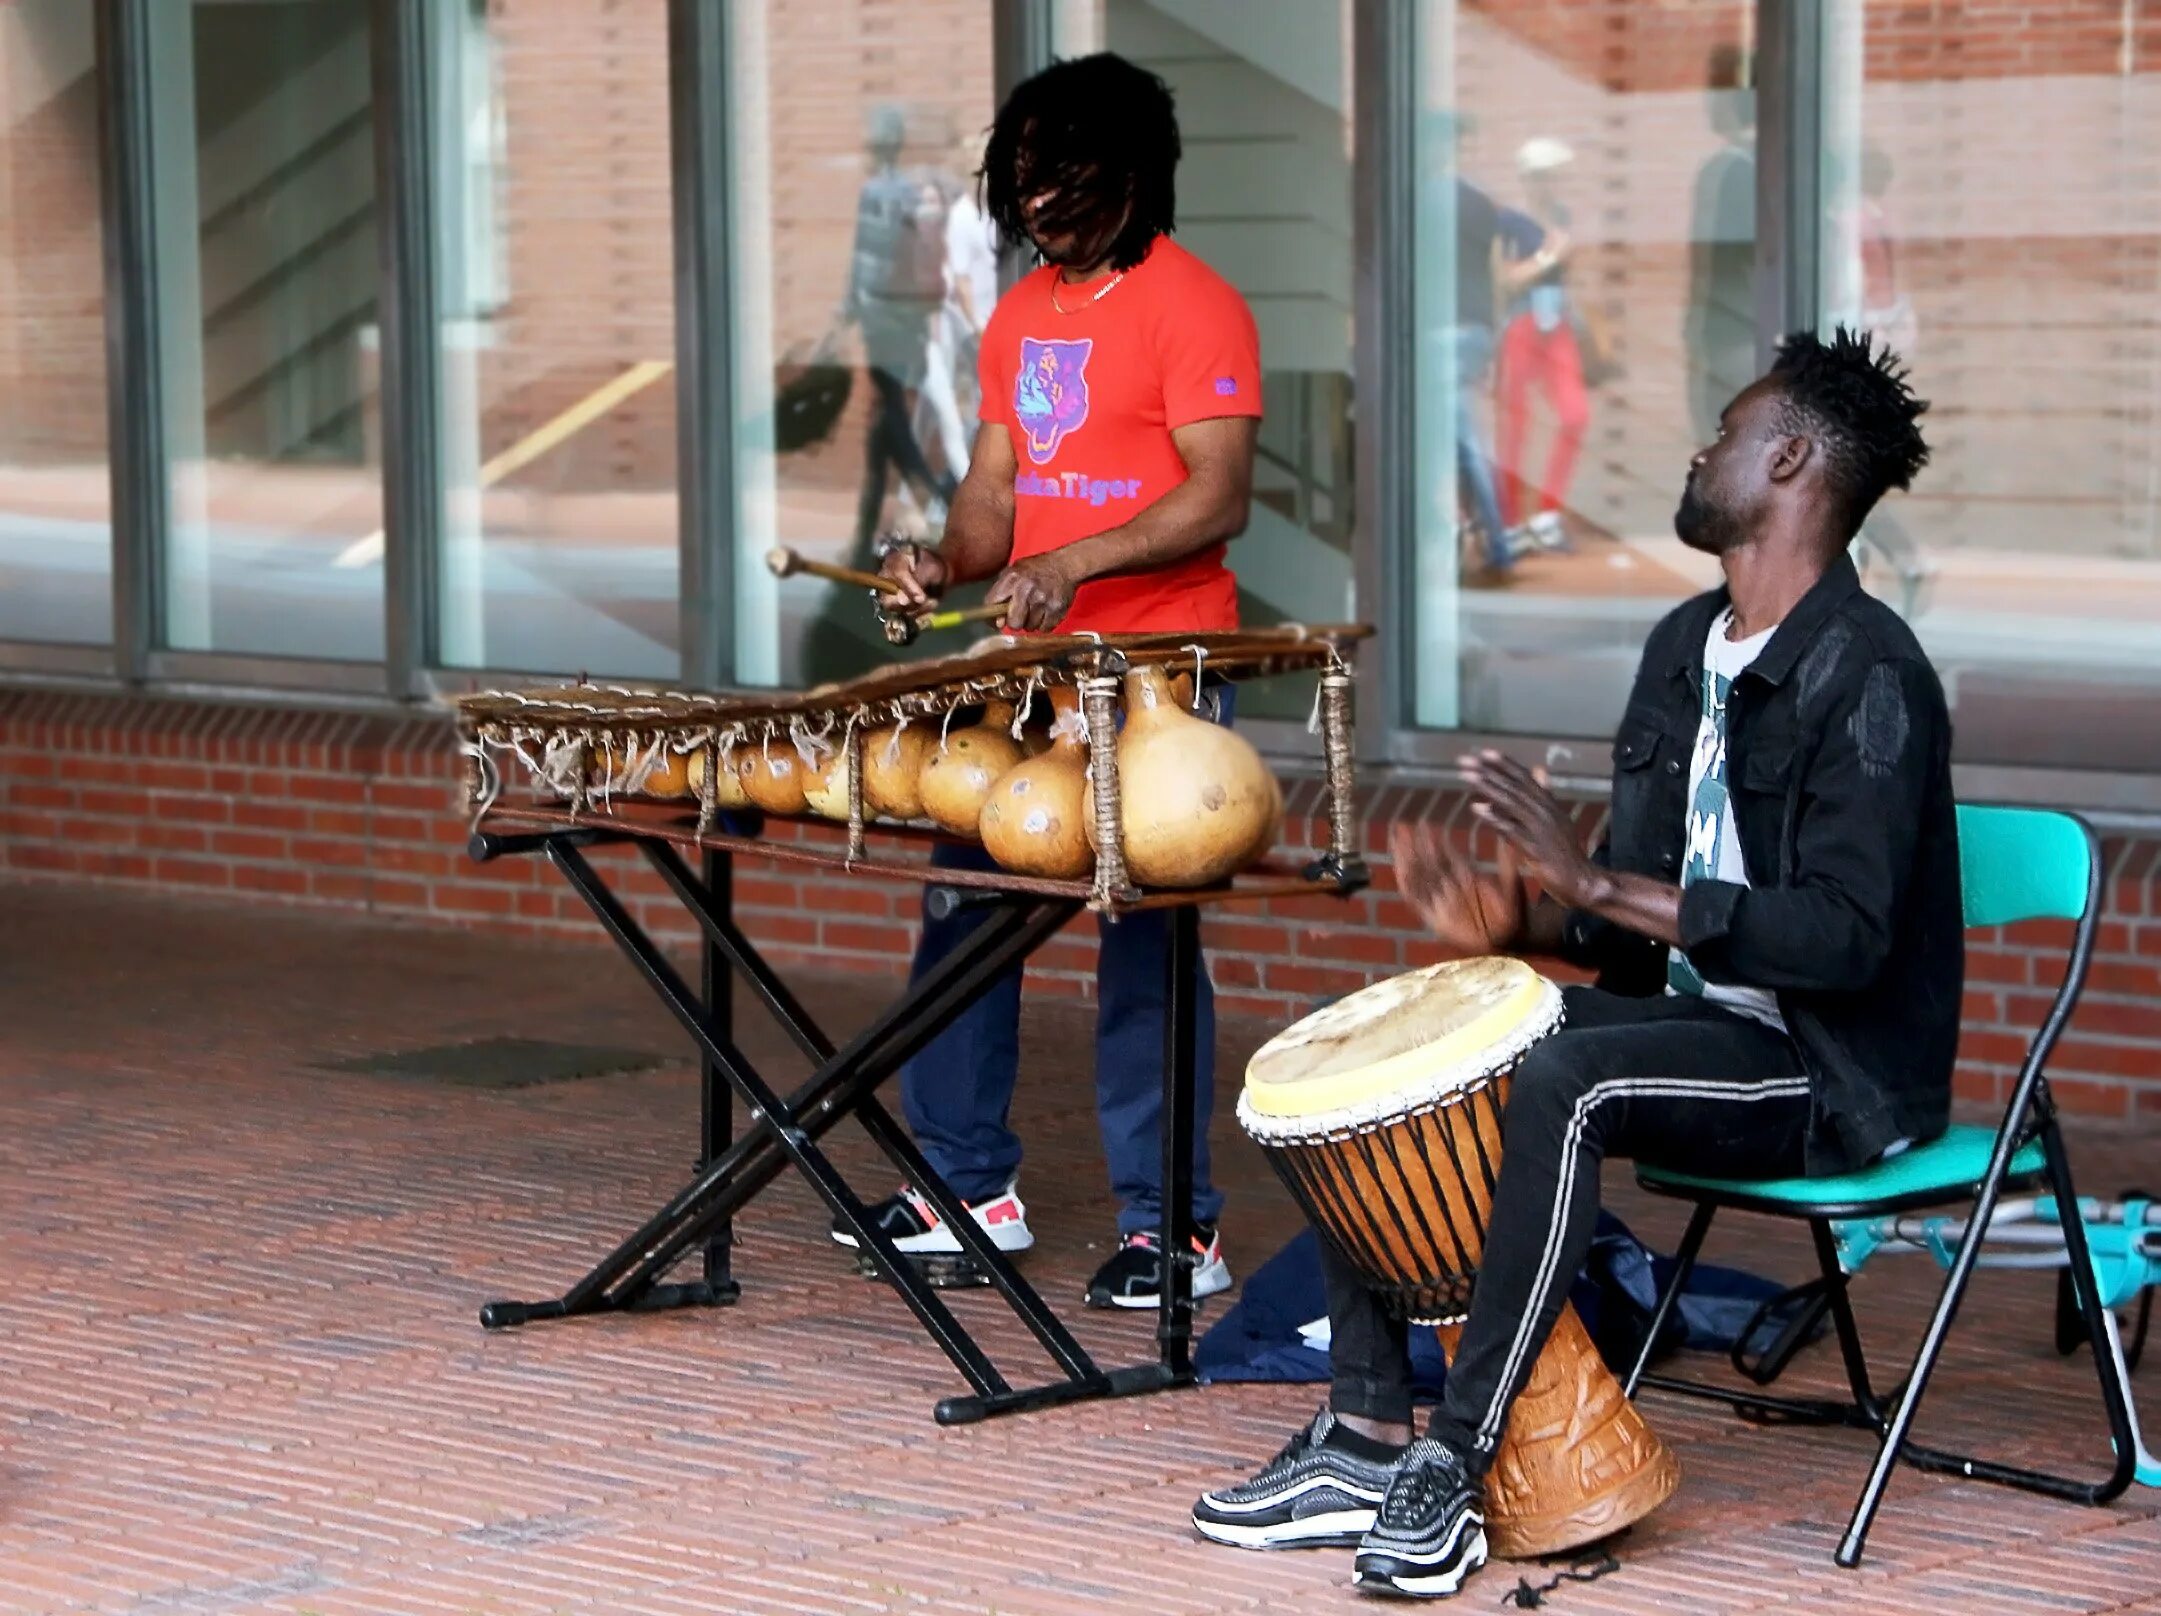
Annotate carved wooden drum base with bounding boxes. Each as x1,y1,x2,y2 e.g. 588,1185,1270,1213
1439,1307,1681,1559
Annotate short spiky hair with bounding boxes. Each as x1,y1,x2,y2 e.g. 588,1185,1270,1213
982,53,1180,272
1767,326,1932,538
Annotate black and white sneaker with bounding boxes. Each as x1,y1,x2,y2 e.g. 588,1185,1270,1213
1192,1408,1397,1549
1084,1225,1231,1309
1352,1438,1488,1599
828,1181,1033,1255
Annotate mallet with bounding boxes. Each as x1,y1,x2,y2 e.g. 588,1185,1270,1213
764,546,1013,646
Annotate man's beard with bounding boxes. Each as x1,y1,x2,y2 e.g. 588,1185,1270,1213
1674,476,1742,554
1032,221,1119,269
1025,198,1126,271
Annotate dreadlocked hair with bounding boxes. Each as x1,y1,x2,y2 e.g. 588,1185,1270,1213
1767,326,1932,539
983,53,1180,272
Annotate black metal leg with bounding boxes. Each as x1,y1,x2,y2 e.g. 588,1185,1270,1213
477,831,1202,1426
1156,906,1200,1380
603,890,1070,1294
544,842,1018,1399
2039,1120,2144,1489
648,842,833,1067
1811,1219,1885,1426
699,846,738,1295
1834,1101,2138,1568
1623,1200,1715,1397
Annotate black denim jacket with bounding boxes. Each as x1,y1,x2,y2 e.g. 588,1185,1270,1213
1559,554,1964,1173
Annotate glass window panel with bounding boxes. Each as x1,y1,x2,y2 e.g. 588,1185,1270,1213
730,1,1354,712
431,0,678,678
149,0,385,660
1052,1,1356,722
726,0,1001,689
1818,2,2161,770
1414,4,1758,736
0,0,113,645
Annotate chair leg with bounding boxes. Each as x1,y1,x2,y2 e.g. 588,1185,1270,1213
1835,1112,2145,1569
1624,1200,1715,1398
2035,1116,2142,1497
1810,1219,1885,1425
1834,1101,2058,1566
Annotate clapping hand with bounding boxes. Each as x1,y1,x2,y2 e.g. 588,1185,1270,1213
1389,820,1529,958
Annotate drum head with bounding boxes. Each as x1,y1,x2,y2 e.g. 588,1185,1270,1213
1240,957,1561,1134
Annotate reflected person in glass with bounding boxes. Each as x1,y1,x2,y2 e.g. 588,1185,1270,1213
1495,138,1591,557
1434,116,1558,582
846,52,1264,1312
1685,43,1757,447
837,104,959,556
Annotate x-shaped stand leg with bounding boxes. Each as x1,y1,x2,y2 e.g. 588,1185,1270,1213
474,832,1201,1423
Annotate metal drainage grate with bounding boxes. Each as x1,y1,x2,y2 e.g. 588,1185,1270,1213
318,1036,664,1090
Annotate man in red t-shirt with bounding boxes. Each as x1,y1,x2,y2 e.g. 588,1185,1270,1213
832,53,1262,1309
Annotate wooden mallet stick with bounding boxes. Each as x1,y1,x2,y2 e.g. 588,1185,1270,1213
765,546,893,594
765,545,1012,645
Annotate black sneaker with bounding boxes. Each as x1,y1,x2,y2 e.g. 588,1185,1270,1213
1192,1408,1397,1549
828,1182,1032,1255
1083,1225,1231,1309
1352,1438,1489,1599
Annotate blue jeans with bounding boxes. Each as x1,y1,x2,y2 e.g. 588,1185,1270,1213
1454,323,1511,568
896,696,1228,1237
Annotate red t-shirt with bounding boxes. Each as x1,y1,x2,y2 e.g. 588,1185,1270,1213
978,236,1263,635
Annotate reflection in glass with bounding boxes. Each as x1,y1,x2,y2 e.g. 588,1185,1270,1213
1058,0,1357,722
728,3,1000,689
430,0,678,678
1415,6,1757,736
1816,3,2161,769
149,0,385,660
0,0,112,645
733,2,1353,706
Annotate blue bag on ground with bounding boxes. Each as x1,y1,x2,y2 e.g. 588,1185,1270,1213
1195,1212,1800,1393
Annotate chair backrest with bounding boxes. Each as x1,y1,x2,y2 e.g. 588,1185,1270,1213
1956,803,2095,930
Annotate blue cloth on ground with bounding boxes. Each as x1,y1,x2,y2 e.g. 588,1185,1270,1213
1195,1213,1795,1393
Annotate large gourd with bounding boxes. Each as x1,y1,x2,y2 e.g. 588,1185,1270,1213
593,739,693,800
803,745,855,821
919,701,1024,838
686,743,750,810
863,722,936,820
1083,664,1280,887
979,687,1093,880
737,739,809,816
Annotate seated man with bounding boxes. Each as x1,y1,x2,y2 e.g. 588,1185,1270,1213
1193,329,1960,1599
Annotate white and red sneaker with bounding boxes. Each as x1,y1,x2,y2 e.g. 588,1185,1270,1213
830,1181,1034,1255
1085,1225,1232,1309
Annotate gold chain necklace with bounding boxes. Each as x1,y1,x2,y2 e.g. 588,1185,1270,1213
1049,269,1125,315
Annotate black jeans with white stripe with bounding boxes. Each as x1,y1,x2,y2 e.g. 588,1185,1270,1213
1324,985,1811,1469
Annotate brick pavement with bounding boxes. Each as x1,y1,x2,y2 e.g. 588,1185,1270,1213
1,882,2157,1615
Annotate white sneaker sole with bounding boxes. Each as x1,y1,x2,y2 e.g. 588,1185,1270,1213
1353,1526,1489,1598
1191,1506,1377,1550
1101,1251,1232,1309
831,1217,1034,1255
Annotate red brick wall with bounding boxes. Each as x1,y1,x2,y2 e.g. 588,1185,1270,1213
4,687,2157,1121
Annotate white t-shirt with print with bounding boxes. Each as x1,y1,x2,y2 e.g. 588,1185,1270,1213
1667,609,1788,1032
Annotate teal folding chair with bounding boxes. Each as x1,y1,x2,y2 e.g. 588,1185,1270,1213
1624,804,2142,1566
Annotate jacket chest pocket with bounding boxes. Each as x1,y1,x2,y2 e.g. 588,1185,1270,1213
1734,735,1802,882
1612,717,1688,875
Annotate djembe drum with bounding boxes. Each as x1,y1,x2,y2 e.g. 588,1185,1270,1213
1236,956,1680,1559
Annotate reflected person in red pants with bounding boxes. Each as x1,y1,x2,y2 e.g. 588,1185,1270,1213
1496,137,1590,554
